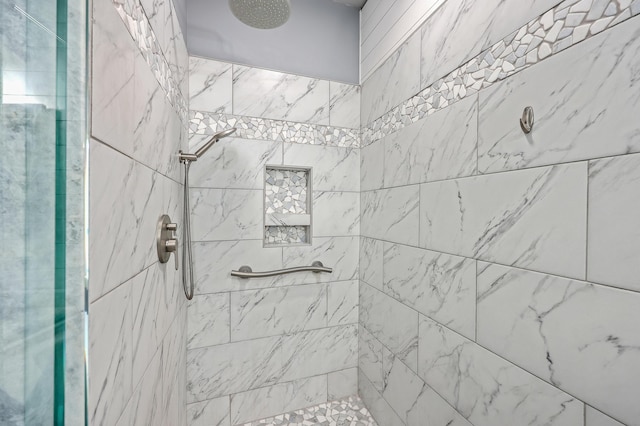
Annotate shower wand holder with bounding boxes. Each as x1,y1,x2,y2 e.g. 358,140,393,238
157,214,178,270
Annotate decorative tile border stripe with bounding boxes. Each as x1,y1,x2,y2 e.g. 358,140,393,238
238,395,377,426
112,0,188,123
362,0,640,146
190,111,361,148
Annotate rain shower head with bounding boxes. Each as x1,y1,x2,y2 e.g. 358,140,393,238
194,128,237,158
229,0,291,29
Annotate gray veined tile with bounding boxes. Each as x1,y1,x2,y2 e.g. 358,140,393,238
361,186,420,246
407,385,472,426
187,396,231,426
230,284,327,341
313,191,360,237
327,367,358,400
418,315,584,426
585,406,625,426
329,82,361,129
383,94,478,187
383,243,476,339
358,369,404,426
327,280,359,327
478,16,640,173
477,262,640,425
162,305,188,426
129,349,163,426
360,138,384,192
420,162,587,280
381,356,425,424
588,153,640,292
283,143,360,192
188,293,230,349
359,237,384,290
358,325,392,394
233,65,330,125
189,56,233,114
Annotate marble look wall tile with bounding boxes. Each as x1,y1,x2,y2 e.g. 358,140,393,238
328,368,358,400
190,189,263,241
281,237,359,285
477,262,640,424
361,31,420,126
381,356,424,424
358,325,391,393
230,375,327,425
189,57,232,114
188,293,230,349
281,325,358,383
359,237,383,290
230,284,327,341
89,141,161,300
329,82,360,129
588,153,640,292
129,347,163,426
383,243,476,339
360,283,419,371
478,17,640,173
360,139,384,192
361,186,420,246
233,66,330,125
420,162,587,279
418,316,584,426
187,336,283,402
383,95,478,187
585,406,625,426
188,396,230,426
312,192,360,237
358,369,404,426
88,281,131,426
283,143,360,192
328,281,359,327
189,138,281,190
407,384,472,426
162,306,188,426
193,240,283,294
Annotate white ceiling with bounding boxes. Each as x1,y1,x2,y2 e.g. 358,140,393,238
333,0,367,8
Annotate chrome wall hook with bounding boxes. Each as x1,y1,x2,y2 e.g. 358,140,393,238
520,106,534,134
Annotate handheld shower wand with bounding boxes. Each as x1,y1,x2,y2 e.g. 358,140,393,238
178,128,237,300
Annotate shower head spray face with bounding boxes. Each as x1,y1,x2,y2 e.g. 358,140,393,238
229,0,291,29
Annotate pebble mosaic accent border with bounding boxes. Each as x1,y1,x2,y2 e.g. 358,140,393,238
190,111,360,148
265,226,309,245
112,0,188,122
238,395,377,426
362,0,640,146
265,169,308,215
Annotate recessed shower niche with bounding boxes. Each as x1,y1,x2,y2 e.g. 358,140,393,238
264,166,312,246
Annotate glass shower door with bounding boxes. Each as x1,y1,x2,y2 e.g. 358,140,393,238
0,0,86,423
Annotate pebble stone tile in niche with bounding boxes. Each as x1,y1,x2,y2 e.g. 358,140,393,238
265,225,308,245
239,396,377,426
362,0,640,145
265,169,308,215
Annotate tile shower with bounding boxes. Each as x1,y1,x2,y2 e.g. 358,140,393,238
45,0,639,423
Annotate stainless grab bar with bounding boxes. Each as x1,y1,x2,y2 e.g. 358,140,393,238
231,261,332,279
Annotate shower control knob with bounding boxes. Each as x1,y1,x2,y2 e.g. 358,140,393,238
165,239,178,252
157,214,179,270
166,223,177,232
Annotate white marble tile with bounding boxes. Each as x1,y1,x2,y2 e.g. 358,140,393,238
329,82,360,129
312,191,360,237
162,305,188,426
328,368,358,400
418,316,584,426
407,384,472,426
89,140,162,300
477,262,640,425
384,95,478,187
193,240,284,294
283,143,360,192
328,281,358,327
189,138,281,190
360,282,419,371
281,237,359,285
420,162,587,279
358,325,391,393
230,284,327,341
358,369,404,426
381,356,425,424
230,375,327,425
384,243,476,339
359,237,383,290
478,17,640,173
88,281,131,426
420,0,562,89
585,406,625,426
361,186,420,246
588,153,640,292
91,0,136,154
361,31,420,126
187,336,283,402
188,293,230,349
140,0,165,43
129,349,163,426
190,188,263,241
233,65,330,125
187,396,231,426
360,139,384,192
189,57,233,114
281,325,358,383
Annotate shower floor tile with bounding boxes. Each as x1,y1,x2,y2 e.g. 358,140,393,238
238,395,377,426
